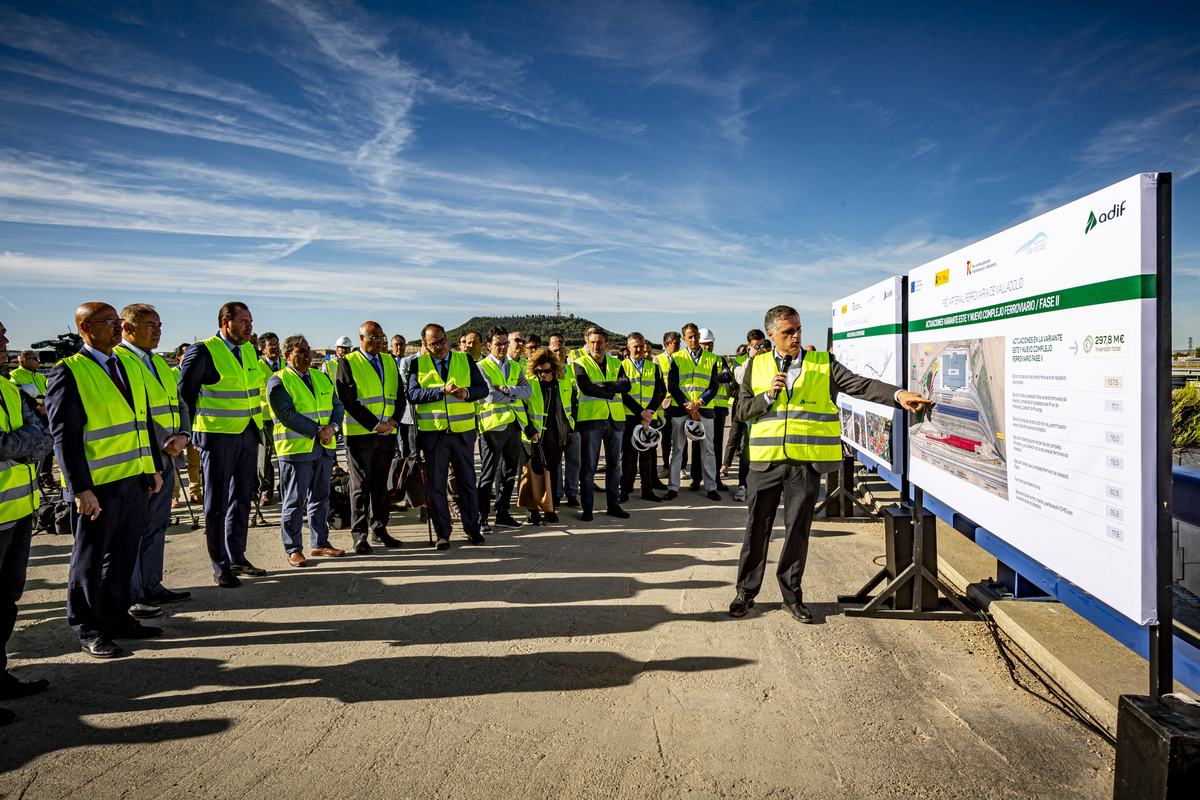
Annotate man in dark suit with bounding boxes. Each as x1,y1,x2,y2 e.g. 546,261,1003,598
0,319,54,720
407,323,488,550
177,301,267,588
47,303,165,658
730,304,932,623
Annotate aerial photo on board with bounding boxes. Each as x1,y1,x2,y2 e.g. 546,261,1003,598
909,337,1009,499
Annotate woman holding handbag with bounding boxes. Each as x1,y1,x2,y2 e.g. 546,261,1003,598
521,348,578,524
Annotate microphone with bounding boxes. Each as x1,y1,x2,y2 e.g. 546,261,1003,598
781,354,792,373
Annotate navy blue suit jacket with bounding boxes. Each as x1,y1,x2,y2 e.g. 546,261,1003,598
177,338,264,450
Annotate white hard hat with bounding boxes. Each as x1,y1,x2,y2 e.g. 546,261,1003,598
631,425,662,452
698,328,715,343
684,419,706,441
335,336,353,348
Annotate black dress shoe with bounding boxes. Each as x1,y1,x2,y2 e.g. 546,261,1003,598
606,506,630,519
527,511,543,525
650,481,669,492
354,541,373,555
377,534,403,548
466,530,485,545
688,482,702,492
707,490,721,501
565,495,580,508
231,561,267,576
494,511,521,529
145,588,191,604
619,491,630,504
545,511,559,523
435,537,450,551
81,637,123,658
640,491,662,502
0,673,48,700
0,707,15,726
783,601,814,623
111,624,162,640
664,490,678,500
580,510,594,522
214,570,241,588
728,593,755,618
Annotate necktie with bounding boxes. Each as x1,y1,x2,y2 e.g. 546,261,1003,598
437,359,448,381
302,372,313,393
371,355,383,383
232,345,242,365
107,356,133,407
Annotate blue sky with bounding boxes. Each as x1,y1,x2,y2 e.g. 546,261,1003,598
0,0,1198,353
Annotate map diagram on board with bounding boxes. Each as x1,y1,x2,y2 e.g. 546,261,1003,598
908,337,1008,499
835,344,894,380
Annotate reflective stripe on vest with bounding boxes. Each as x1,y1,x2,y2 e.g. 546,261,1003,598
116,347,180,436
61,353,157,485
746,351,841,463
271,368,336,454
478,358,528,433
576,354,625,422
192,336,264,434
343,350,399,436
0,379,37,524
673,349,720,409
414,352,477,433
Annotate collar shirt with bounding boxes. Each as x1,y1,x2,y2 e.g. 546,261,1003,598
118,340,154,371
688,346,703,364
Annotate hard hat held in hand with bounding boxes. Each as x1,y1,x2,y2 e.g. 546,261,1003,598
684,419,706,441
632,425,662,451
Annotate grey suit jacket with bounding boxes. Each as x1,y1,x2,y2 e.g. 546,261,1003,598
732,350,901,472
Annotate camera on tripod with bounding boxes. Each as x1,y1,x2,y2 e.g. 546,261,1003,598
30,332,83,363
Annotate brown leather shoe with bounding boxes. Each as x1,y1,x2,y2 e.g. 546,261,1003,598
287,552,307,567
310,547,345,557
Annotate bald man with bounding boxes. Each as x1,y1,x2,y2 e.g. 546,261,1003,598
47,303,164,656
335,320,405,553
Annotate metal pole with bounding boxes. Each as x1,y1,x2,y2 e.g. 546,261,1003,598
912,485,925,612
1151,173,1173,697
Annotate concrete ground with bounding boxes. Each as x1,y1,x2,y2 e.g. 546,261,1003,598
2,488,1114,799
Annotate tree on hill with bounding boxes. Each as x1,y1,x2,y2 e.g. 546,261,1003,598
445,315,627,349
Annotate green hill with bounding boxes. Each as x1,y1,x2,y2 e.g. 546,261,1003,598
445,314,627,349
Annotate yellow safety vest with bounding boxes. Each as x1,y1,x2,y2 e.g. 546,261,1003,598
115,346,180,437
271,368,336,455
653,352,674,422
576,353,626,422
60,353,157,486
746,351,841,463
622,357,658,412
524,376,575,442
9,366,46,402
414,353,477,433
0,378,37,524
478,358,528,433
258,358,282,417
673,349,720,409
192,336,264,434
343,350,399,436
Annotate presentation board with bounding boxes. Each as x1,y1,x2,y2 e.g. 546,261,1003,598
831,276,904,473
907,173,1160,624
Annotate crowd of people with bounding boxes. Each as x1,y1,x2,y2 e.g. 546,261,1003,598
0,302,931,725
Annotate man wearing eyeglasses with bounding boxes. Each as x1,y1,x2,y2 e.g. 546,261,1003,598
336,321,404,554
477,326,532,532
572,326,632,520
408,324,488,549
47,303,165,656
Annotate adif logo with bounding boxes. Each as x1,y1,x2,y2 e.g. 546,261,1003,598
1085,201,1127,234
883,289,893,301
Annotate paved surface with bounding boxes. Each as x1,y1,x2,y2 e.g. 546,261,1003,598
2,490,1114,799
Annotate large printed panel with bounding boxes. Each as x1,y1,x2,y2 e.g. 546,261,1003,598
832,275,904,473
908,173,1160,624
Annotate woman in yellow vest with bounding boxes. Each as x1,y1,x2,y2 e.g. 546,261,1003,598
523,347,577,525
267,335,346,567
0,319,54,713
728,304,930,624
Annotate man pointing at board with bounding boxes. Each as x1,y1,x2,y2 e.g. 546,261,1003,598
730,304,933,623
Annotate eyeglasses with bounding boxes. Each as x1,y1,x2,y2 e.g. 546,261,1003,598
536,366,555,374
85,318,122,328
427,337,447,349
365,335,387,342
512,339,525,345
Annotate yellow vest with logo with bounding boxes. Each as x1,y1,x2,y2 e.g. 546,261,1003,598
673,349,720,409
0,379,38,524
576,353,626,422
115,346,180,437
271,368,336,455
414,352,477,433
193,336,264,434
61,353,158,486
478,358,528,433
343,350,400,436
746,351,841,463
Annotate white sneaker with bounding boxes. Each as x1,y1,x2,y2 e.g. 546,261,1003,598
733,486,746,502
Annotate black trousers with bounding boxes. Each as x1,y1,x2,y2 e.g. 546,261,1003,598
724,417,745,470
619,423,655,494
541,439,565,508
257,420,276,501
67,475,148,642
418,430,480,539
0,514,33,671
346,433,394,544
200,426,259,571
735,462,821,606
478,424,521,521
